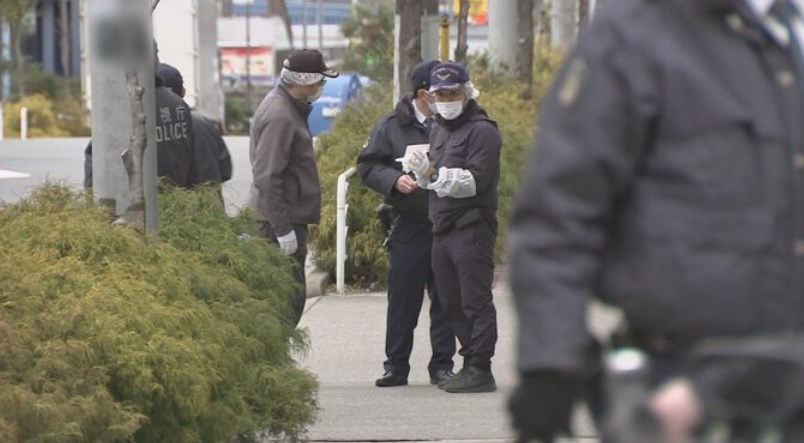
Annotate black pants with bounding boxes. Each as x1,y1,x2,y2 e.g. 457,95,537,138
431,220,497,369
384,215,455,375
259,222,307,327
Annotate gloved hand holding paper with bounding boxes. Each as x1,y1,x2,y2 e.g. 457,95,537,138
395,144,430,173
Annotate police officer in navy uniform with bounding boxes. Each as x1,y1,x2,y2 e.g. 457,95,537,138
507,0,804,441
406,61,501,394
358,60,457,388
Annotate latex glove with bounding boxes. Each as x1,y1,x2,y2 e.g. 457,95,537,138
508,371,582,443
276,230,298,255
408,150,431,178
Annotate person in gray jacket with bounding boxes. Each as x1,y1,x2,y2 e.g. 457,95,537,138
507,0,804,441
248,49,338,326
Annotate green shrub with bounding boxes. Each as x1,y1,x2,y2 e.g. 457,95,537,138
0,184,317,442
3,93,90,138
310,49,562,288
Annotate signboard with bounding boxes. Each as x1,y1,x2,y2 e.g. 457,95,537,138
220,46,275,87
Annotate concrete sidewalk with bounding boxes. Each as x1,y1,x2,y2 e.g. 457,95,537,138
296,272,600,443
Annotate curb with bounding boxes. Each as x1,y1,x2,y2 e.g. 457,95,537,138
305,269,332,299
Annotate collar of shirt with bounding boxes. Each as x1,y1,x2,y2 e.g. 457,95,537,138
411,99,428,125
745,0,804,46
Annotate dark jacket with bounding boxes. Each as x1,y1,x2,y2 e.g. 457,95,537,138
247,84,320,236
428,100,501,233
509,0,804,373
357,95,430,217
84,77,198,189
154,84,197,187
192,113,232,183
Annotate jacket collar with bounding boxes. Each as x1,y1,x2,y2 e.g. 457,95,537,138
277,83,313,120
394,95,421,127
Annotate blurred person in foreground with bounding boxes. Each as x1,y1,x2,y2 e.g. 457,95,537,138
405,61,501,393
507,0,804,441
357,60,456,388
247,49,338,327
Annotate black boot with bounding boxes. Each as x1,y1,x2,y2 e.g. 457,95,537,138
375,371,408,387
442,366,496,393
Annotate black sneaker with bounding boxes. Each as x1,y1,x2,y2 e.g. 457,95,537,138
438,368,461,390
375,371,408,387
443,367,496,393
429,369,457,385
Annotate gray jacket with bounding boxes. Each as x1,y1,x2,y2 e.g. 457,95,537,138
509,0,804,373
248,85,320,236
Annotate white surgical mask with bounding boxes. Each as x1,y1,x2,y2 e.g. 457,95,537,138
308,85,324,103
435,100,464,120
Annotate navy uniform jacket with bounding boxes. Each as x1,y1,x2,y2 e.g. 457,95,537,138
357,95,430,218
509,0,804,373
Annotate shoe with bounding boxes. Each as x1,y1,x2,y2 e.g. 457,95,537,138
375,371,408,387
443,367,496,393
429,369,457,385
438,368,461,390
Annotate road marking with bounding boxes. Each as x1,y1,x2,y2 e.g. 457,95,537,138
0,169,31,180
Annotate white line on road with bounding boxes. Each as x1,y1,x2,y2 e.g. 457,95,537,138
0,169,31,179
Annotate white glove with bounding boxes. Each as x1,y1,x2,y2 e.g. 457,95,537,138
276,230,298,255
408,150,430,178
395,150,430,176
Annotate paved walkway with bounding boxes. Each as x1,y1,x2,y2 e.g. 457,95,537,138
296,271,602,443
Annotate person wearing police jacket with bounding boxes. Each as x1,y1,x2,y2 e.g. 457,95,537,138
507,0,804,441
248,49,338,327
405,61,501,394
357,60,457,388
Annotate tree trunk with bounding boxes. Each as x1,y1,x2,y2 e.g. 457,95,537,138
59,0,71,99
270,0,294,48
516,0,534,98
578,0,590,32
10,21,23,99
396,0,421,102
454,0,468,63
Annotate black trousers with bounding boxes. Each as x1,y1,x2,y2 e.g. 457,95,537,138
384,215,455,376
431,220,497,369
259,222,308,327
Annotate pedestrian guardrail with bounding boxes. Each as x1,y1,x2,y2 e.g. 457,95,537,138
336,166,357,294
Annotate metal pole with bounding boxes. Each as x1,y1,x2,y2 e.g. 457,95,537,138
0,105,4,142
245,0,252,110
317,0,323,51
19,106,27,140
439,15,449,61
336,166,357,294
1,20,9,101
302,0,308,48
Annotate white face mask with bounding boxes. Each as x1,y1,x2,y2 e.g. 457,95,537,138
435,100,464,120
308,85,324,103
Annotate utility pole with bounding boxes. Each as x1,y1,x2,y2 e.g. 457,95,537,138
88,0,157,231
421,0,439,62
488,0,518,70
552,0,578,49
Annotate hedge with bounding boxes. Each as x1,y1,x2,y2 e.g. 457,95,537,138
0,184,317,442
310,50,561,288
